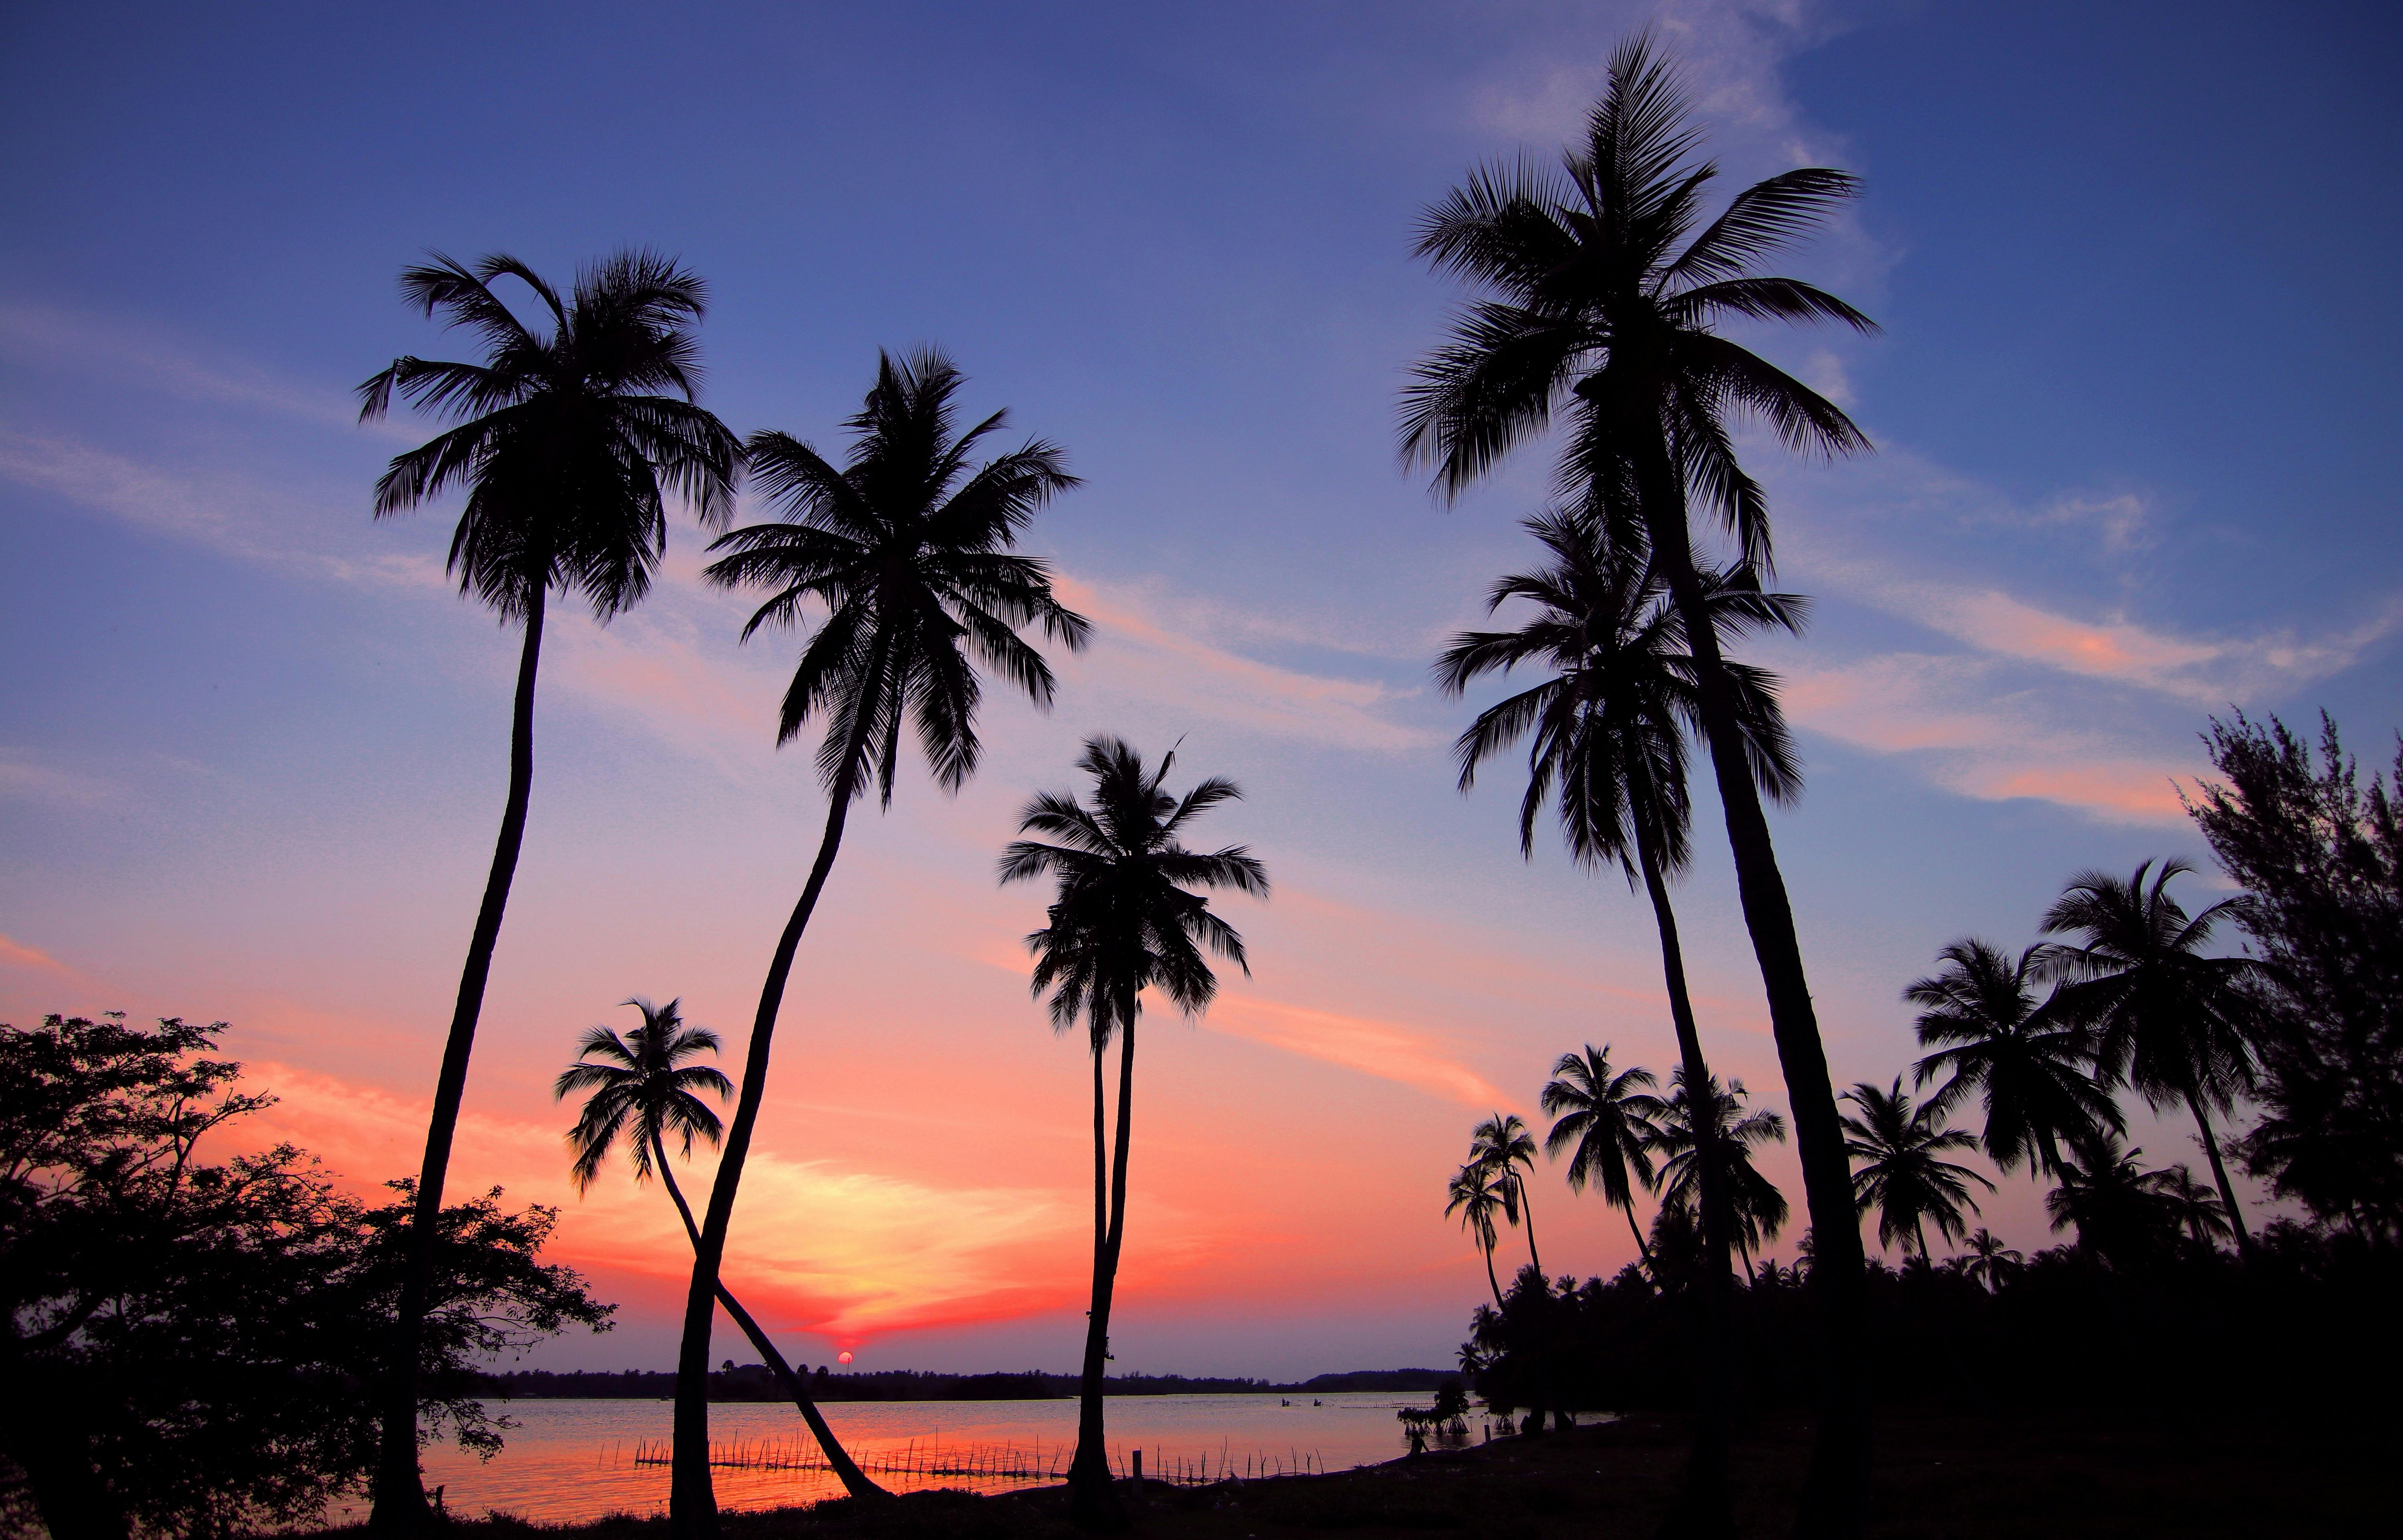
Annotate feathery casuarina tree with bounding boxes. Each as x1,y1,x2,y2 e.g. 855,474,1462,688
555,1000,883,1498
1447,1165,1510,1308
1468,1113,1546,1278
355,250,739,1532
1000,737,1266,1527
1541,1045,1664,1268
1906,939,2119,1180
1401,34,1879,1526
2041,860,2267,1256
674,351,1087,1534
1838,1078,1993,1258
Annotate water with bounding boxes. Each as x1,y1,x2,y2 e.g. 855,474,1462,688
324,1393,1467,1524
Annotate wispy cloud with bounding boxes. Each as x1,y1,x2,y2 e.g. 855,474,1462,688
1206,992,1511,1108
0,932,72,975
0,752,111,807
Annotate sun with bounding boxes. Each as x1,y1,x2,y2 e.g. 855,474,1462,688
837,1351,853,1365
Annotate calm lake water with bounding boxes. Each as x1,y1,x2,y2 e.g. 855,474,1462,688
319,1393,1485,1524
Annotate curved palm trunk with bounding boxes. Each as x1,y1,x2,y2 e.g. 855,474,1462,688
650,1136,885,1500
671,680,883,1539
1636,820,1739,1540
1517,1176,1544,1280
1623,1203,1655,1273
1482,1236,1506,1308
1070,993,1139,1528
371,587,546,1534
2184,1094,2252,1257
1627,425,1870,1540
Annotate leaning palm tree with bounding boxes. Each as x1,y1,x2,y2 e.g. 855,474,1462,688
1906,938,2121,1180
1401,34,1880,1524
671,350,1087,1535
1540,1045,1664,1269
555,999,884,1500
1652,1070,1791,1274
1954,1229,2023,1293
1000,736,1267,1526
1467,1113,1545,1278
1838,1078,1994,1259
1447,1164,1509,1308
356,249,740,1531
2040,860,2268,1256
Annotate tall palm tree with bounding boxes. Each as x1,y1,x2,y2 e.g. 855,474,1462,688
1468,1113,1545,1278
355,250,740,1532
1440,512,1801,1533
1401,34,1879,1525
2040,860,2268,1256
1446,1164,1509,1308
554,1000,884,1500
1837,1078,1994,1258
2144,1163,2236,1253
1652,1070,1791,1274
2046,1131,2179,1266
672,351,1087,1535
1954,1229,2023,1293
1906,939,2120,1180
1000,736,1267,1525
1540,1045,1664,1268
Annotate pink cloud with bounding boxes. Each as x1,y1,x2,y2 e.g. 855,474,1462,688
1205,992,1513,1109
0,932,70,974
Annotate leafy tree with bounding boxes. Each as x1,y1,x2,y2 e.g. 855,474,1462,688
1000,736,1267,1526
676,350,1085,1534
554,1000,882,1498
1650,1070,1790,1273
1838,1078,1994,1258
1906,938,2120,1179
1401,33,1880,1524
0,1015,608,1540
1541,1045,1664,1268
355,249,738,1531
2042,860,2268,1255
2186,711,2403,1238
1468,1113,1546,1277
1446,1165,1509,1308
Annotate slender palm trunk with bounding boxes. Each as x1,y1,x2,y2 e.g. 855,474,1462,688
1624,1203,1654,1272
371,587,545,1534
650,1137,886,1500
1635,819,1739,1540
1518,1176,1544,1279
2185,1094,2252,1256
671,686,881,1539
1628,421,1869,1539
1482,1237,1505,1308
1071,994,1139,1527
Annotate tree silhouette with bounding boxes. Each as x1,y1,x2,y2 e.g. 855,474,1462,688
1401,33,1880,1525
2144,1163,2235,1253
355,250,739,1532
1651,1070,1790,1274
1541,1045,1664,1269
674,350,1086,1534
2041,860,2268,1257
2046,1131,2180,1267
1447,1164,1510,1308
554,1000,883,1498
1953,1229,2023,1293
1468,1113,1546,1278
1838,1077,1994,1258
1000,737,1266,1526
1906,938,2119,1180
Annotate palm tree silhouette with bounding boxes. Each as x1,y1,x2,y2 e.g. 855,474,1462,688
1467,1113,1545,1278
1401,34,1880,1522
674,350,1087,1534
554,1000,884,1500
1446,1164,1509,1308
1838,1078,1994,1259
1540,1045,1664,1270
1954,1228,2023,1293
2041,860,2268,1256
2144,1163,2236,1253
1000,736,1267,1525
1652,1070,1790,1274
1906,938,2120,1181
355,250,740,1531
2046,1131,2179,1266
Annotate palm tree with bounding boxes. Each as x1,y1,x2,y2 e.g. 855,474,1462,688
2143,1163,2236,1253
554,1000,884,1500
1838,1078,1994,1258
1400,34,1880,1523
1954,1229,2023,1293
2041,860,2268,1256
1447,1165,1509,1308
1652,1070,1791,1274
2046,1131,2180,1266
355,250,740,1532
1540,1045,1664,1269
672,351,1087,1535
1906,938,2121,1180
1468,1113,1546,1278
999,736,1267,1525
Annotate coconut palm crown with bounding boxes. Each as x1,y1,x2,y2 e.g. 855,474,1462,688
555,998,731,1197
1907,938,2120,1180
1541,1044,1664,1262
1839,1077,1994,1257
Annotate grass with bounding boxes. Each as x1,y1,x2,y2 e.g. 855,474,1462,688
397,1406,2386,1540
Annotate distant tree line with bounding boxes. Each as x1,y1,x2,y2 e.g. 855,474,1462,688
466,1366,1454,1402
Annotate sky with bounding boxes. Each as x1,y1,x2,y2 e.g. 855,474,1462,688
2,0,2397,1377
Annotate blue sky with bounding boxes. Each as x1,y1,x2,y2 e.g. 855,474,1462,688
2,0,2396,1375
